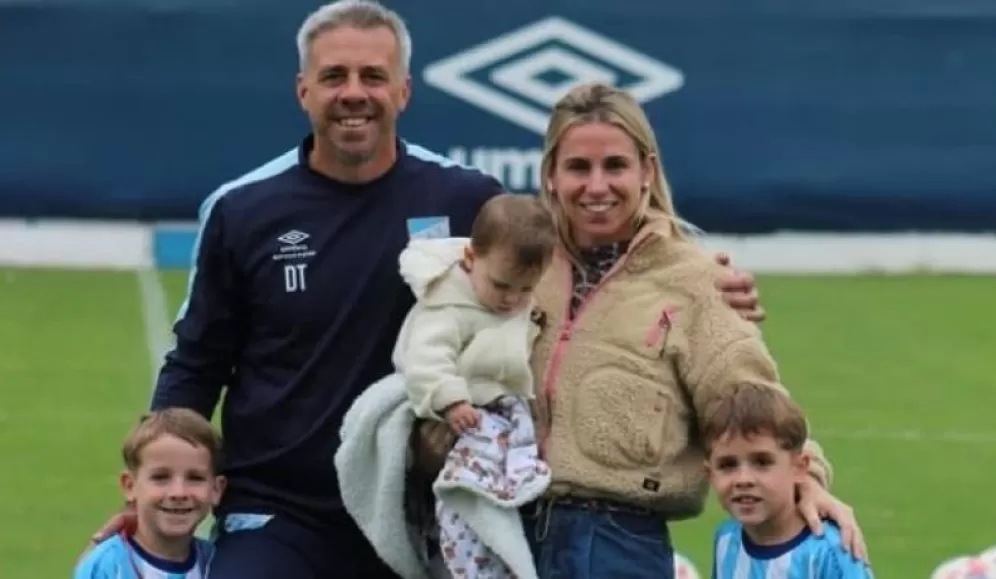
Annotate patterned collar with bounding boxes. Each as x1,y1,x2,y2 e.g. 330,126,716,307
577,241,630,276
569,240,631,317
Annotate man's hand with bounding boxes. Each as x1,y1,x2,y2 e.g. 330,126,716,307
444,402,480,434
78,508,137,565
91,509,136,544
714,252,765,323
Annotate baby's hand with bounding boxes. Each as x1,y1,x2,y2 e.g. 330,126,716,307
444,402,479,434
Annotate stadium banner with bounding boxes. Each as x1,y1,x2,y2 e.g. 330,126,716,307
1,0,995,233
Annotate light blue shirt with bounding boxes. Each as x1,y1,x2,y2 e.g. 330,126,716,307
712,519,874,578
74,533,212,579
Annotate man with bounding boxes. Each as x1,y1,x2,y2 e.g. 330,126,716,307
91,1,764,577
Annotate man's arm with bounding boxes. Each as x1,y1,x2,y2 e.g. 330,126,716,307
713,252,765,323
150,192,243,417
678,219,766,323
449,172,503,237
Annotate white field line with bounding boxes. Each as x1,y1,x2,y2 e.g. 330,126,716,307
136,268,214,536
136,268,172,389
817,428,996,444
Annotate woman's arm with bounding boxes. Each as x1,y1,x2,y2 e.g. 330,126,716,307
805,439,833,489
668,289,831,486
667,263,866,560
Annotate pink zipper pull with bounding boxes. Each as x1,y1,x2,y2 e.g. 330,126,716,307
645,308,675,348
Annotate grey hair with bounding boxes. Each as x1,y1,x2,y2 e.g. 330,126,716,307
296,0,412,74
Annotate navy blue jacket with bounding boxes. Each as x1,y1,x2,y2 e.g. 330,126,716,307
151,136,502,528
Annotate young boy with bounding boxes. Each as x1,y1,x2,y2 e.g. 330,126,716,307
704,385,874,578
395,192,556,577
74,408,225,579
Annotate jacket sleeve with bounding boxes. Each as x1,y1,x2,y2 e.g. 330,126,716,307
403,307,471,420
666,261,833,488
150,191,243,418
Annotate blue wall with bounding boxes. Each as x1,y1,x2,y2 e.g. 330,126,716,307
2,0,995,233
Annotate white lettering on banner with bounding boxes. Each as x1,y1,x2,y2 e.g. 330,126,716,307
448,147,543,191
284,263,307,293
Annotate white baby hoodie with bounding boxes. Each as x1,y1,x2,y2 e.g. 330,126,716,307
393,237,537,420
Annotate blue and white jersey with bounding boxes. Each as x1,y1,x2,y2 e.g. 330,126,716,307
712,519,874,578
74,533,213,579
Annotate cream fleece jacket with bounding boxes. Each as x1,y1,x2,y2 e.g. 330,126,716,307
394,238,537,420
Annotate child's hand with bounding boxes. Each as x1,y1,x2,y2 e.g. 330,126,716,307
444,402,479,434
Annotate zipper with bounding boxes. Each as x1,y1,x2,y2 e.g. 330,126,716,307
541,238,652,402
645,307,675,349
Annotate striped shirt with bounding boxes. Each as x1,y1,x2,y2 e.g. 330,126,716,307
74,533,212,579
712,519,874,578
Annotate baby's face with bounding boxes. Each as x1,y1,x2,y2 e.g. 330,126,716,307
464,247,543,314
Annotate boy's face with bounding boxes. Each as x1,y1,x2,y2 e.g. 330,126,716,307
121,434,225,543
706,431,808,530
463,246,545,315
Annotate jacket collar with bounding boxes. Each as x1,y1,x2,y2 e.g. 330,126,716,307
556,215,680,275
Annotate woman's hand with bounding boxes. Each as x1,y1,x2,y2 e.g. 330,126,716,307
797,477,869,563
713,252,765,323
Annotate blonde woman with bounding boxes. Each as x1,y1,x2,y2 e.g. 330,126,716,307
521,83,866,578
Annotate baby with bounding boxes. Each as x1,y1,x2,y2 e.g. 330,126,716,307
397,192,556,578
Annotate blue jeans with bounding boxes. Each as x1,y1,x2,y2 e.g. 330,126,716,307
522,501,675,579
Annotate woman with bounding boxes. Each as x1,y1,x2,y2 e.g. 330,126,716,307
521,82,865,578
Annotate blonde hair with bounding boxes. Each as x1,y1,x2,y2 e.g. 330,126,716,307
539,82,686,259
122,408,223,474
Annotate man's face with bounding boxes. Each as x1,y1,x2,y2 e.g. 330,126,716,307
296,25,411,167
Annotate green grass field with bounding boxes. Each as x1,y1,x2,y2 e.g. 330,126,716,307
2,268,994,577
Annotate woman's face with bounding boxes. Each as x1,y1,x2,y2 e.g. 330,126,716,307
547,121,650,248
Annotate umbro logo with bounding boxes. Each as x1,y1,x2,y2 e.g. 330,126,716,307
277,230,309,246
423,17,684,135
273,230,316,262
